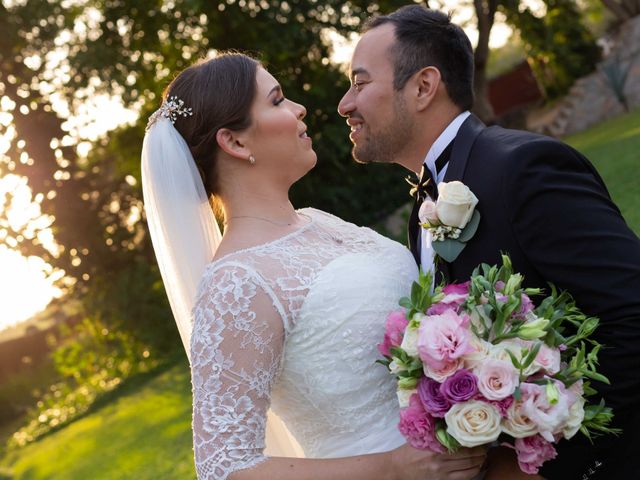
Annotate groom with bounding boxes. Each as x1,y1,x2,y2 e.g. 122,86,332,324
338,5,640,479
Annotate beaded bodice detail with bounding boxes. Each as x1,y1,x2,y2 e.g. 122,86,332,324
190,208,418,479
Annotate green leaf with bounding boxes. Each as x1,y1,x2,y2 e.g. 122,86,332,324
458,210,481,242
513,385,522,401
432,238,467,263
521,342,542,370
410,281,421,305
505,349,522,370
581,369,611,385
399,297,412,309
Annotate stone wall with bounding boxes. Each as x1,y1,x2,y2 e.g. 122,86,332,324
527,15,640,137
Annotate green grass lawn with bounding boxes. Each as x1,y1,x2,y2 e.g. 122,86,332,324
564,108,640,233
0,109,638,480
0,361,195,480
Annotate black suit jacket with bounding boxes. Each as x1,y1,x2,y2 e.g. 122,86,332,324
423,114,640,478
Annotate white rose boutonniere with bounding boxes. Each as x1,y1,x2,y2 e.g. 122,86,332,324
418,181,480,263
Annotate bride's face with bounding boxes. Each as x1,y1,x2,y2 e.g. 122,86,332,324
244,67,317,185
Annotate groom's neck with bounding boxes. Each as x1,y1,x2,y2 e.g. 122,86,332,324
396,105,462,174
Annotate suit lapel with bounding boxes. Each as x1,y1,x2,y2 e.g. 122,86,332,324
443,114,485,183
438,114,485,283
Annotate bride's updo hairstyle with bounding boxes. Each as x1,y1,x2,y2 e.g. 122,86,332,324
163,52,260,198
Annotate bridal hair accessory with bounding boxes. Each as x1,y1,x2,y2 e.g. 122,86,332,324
249,154,256,165
146,95,194,131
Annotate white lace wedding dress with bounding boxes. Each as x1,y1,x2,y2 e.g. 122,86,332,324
190,208,418,479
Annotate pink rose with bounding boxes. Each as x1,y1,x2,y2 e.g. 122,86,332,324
424,358,463,383
520,381,571,442
475,358,519,400
378,310,409,357
398,394,447,452
443,281,471,297
514,435,557,474
418,199,439,225
427,282,470,316
418,310,473,370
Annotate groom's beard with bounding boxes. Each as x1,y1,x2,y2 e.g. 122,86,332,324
352,95,412,165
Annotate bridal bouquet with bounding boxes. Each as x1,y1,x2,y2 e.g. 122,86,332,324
377,255,619,474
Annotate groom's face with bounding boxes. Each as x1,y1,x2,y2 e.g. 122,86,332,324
338,24,412,165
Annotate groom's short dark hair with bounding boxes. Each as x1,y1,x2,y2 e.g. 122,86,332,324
363,5,475,111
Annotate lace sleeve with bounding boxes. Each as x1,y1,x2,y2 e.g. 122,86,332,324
190,263,285,480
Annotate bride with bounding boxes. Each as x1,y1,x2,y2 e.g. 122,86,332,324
141,52,485,480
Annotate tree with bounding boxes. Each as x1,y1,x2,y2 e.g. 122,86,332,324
601,0,640,22
472,0,499,122
501,0,602,99
1,0,411,357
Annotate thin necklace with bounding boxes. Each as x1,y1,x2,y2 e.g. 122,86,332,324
225,215,298,227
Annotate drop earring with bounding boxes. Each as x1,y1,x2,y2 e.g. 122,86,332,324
249,154,256,165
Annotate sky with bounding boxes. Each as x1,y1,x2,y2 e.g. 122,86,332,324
0,1,525,330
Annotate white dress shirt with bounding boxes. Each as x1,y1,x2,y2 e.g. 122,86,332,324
419,111,471,276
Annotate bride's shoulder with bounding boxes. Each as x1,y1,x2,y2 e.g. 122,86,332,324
298,207,355,228
196,257,266,296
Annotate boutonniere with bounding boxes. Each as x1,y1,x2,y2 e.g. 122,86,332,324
418,181,480,263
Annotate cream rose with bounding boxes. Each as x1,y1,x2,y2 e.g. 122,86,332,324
445,400,502,447
436,181,479,228
476,358,519,400
397,387,417,409
400,325,419,357
501,400,539,438
463,335,492,370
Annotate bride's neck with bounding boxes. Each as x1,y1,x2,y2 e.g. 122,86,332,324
219,182,297,224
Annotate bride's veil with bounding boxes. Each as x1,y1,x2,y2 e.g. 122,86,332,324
141,112,303,458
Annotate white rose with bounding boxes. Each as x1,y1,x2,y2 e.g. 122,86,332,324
400,325,419,357
562,396,585,440
397,388,417,409
418,199,439,225
445,400,502,447
501,400,538,438
436,181,479,229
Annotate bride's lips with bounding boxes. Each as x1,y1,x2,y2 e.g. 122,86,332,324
298,126,312,146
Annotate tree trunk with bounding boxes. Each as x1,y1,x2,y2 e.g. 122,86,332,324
601,0,640,22
473,0,498,123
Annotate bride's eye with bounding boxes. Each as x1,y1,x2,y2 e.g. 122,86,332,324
274,97,285,106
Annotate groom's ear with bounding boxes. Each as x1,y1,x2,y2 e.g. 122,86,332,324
216,128,252,160
413,66,441,112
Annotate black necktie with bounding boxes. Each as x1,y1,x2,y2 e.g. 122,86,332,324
408,141,454,265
